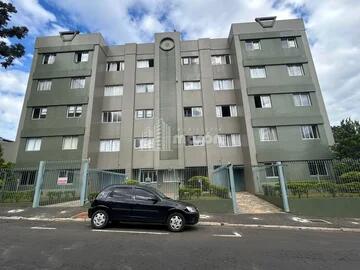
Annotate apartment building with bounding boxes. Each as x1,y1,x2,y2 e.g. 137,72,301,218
15,17,333,192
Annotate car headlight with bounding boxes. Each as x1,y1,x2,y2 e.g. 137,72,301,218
185,206,197,213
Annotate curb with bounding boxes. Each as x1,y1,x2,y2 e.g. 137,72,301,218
1,216,360,233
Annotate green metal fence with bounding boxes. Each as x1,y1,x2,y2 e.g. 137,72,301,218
0,168,37,204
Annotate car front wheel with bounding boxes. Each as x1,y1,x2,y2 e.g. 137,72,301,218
91,209,109,229
167,212,185,232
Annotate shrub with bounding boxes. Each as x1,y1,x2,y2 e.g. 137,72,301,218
262,184,280,196
287,182,314,198
179,188,201,200
88,192,98,202
209,184,229,199
0,190,34,203
334,160,360,176
338,182,360,194
186,176,210,191
339,171,360,184
124,179,139,185
317,182,337,197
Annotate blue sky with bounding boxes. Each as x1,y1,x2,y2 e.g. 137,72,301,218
1,0,360,140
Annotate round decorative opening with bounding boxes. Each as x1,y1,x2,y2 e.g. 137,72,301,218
160,38,175,51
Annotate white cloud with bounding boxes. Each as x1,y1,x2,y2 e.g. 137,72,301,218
0,69,28,95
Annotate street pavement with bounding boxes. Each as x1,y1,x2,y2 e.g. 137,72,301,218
0,219,359,270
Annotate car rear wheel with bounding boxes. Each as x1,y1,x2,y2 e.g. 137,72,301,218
167,212,185,232
91,209,109,229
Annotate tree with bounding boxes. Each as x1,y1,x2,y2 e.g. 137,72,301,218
331,118,360,159
0,1,28,68
0,143,13,168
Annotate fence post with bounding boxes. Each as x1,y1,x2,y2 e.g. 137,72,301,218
277,161,290,213
228,164,239,214
32,161,46,208
79,159,89,206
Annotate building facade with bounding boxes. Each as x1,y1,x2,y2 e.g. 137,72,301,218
15,17,334,191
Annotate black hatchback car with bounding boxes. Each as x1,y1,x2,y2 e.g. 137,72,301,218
88,185,199,232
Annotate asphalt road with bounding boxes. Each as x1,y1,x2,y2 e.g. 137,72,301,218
0,219,359,270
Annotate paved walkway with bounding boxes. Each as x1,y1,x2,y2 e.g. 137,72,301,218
236,192,281,214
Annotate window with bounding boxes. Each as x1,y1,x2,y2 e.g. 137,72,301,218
32,107,47,119
99,139,120,152
75,51,89,62
265,163,279,178
300,125,320,140
184,107,203,117
136,59,154,68
20,171,36,185
106,61,124,71
110,187,132,199
213,79,234,91
42,54,55,64
102,111,122,123
58,170,75,184
245,40,261,51
67,105,82,118
293,93,311,107
185,135,205,146
139,171,157,183
259,127,278,141
182,56,199,65
254,95,272,108
104,85,123,96
287,64,304,76
183,81,201,91
62,136,78,150
281,38,297,48
25,138,42,151
70,77,86,89
308,161,328,176
216,105,238,117
134,138,154,150
218,134,241,147
136,84,154,93
250,66,266,78
134,188,156,200
211,55,231,65
135,109,153,119
37,80,52,91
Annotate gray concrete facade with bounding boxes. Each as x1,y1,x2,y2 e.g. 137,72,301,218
14,18,334,191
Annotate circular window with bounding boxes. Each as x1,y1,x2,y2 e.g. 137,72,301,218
160,38,175,51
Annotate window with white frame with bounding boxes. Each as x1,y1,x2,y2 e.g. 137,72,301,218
181,56,199,65
245,40,261,51
37,80,52,91
102,111,122,123
136,59,154,68
254,95,272,108
259,127,278,141
134,138,154,150
135,109,153,119
104,85,123,96
99,139,120,152
32,107,47,119
42,54,55,64
58,170,75,184
264,163,279,178
70,77,86,89
67,105,82,118
287,64,304,76
106,61,124,71
281,38,297,48
216,105,238,117
185,135,205,146
136,83,154,93
218,134,241,147
75,51,89,63
184,107,203,117
211,55,231,65
250,66,266,78
213,79,234,91
300,125,320,140
293,93,311,107
25,138,42,151
183,81,201,91
62,136,78,150
308,161,328,176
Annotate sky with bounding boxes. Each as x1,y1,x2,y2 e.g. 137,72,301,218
0,0,359,140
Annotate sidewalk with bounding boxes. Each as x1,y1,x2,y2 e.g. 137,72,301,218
0,205,359,230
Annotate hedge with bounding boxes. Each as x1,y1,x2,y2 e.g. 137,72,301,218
88,192,98,202
179,188,201,200
339,171,360,183
124,179,139,185
209,184,229,199
186,176,210,191
0,190,34,203
47,190,76,202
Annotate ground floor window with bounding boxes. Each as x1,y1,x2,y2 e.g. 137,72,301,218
58,170,75,184
308,161,328,176
264,163,279,178
20,171,37,185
